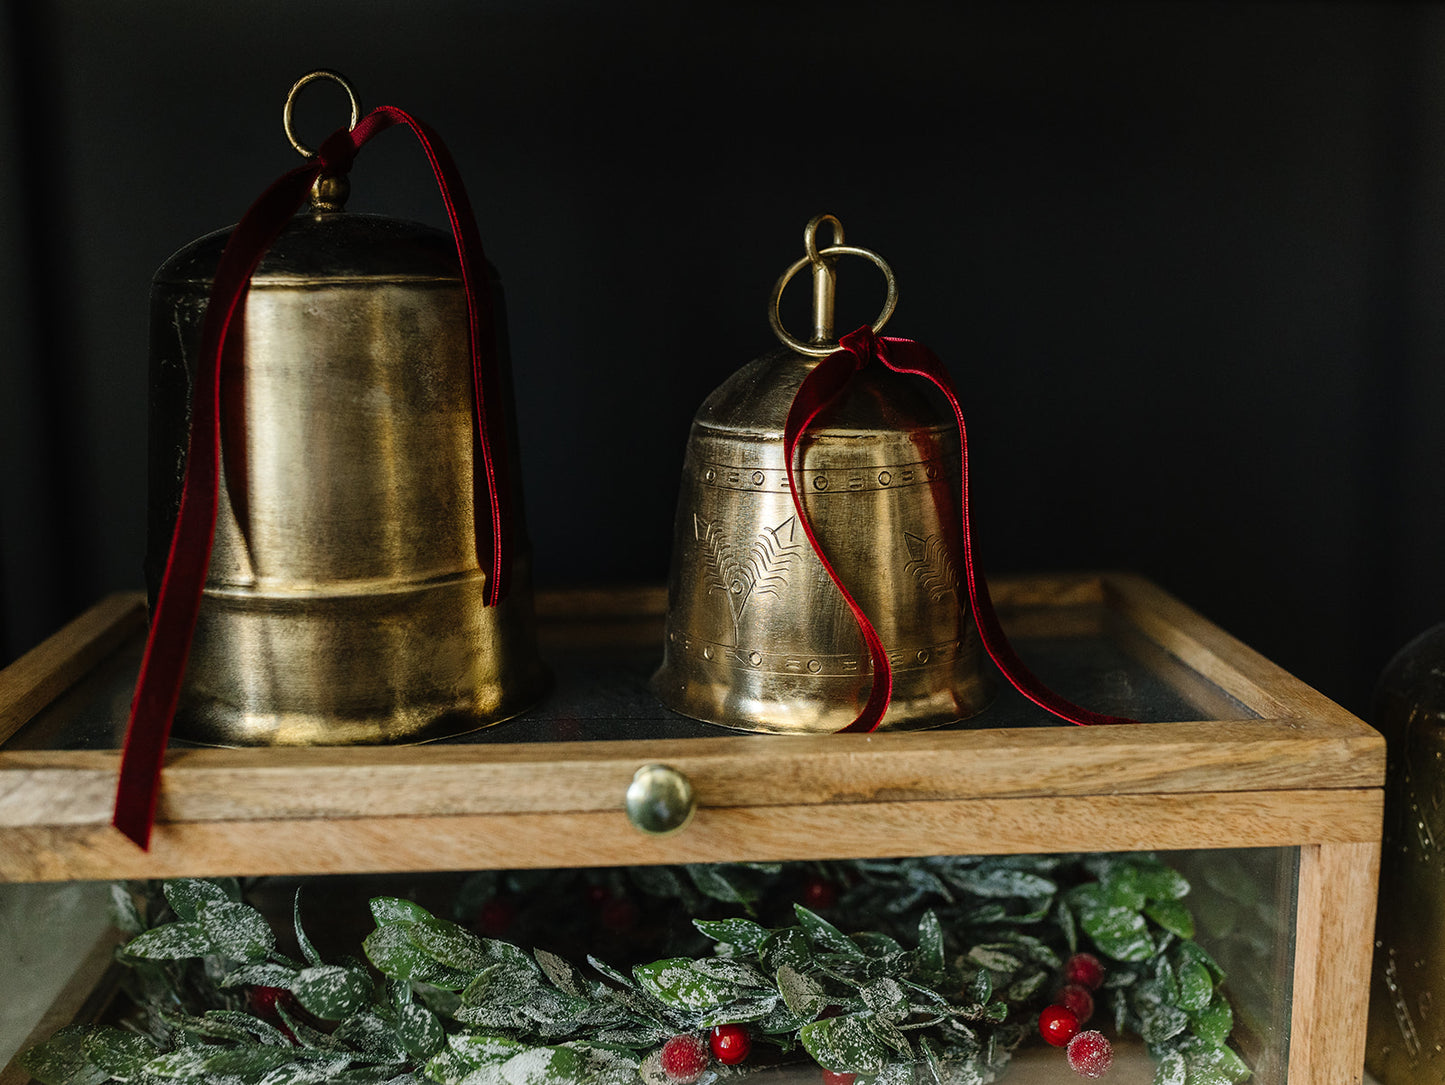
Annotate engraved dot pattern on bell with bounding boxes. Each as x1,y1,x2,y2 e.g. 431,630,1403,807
651,215,994,734
146,71,547,746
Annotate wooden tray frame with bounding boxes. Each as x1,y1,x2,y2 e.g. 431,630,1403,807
0,573,1383,1084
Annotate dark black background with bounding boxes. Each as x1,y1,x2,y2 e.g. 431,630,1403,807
4,1,1443,717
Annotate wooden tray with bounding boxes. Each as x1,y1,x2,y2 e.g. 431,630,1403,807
0,573,1383,1083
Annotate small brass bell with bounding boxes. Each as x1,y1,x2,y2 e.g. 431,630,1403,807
145,71,547,746
652,215,994,733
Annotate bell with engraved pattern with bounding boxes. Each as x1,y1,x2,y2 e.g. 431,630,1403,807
652,215,993,733
144,71,547,747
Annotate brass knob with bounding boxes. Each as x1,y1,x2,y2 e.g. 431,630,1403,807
625,764,697,836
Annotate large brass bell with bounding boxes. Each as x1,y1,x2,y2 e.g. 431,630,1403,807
652,215,994,733
145,71,547,746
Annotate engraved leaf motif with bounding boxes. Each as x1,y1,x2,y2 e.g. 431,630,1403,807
695,514,804,637
904,532,959,603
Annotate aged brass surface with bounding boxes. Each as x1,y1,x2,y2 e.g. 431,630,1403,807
146,80,545,746
652,216,992,733
624,763,697,836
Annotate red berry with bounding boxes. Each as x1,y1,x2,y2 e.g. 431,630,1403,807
1057,982,1094,1024
247,987,297,1041
660,1035,709,1083
801,877,838,910
600,896,639,932
1038,1004,1080,1047
1065,952,1106,990
821,1072,856,1085
1066,1030,1113,1078
474,897,516,936
709,1024,751,1065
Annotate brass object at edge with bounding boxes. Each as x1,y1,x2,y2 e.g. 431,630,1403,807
144,71,547,746
624,764,697,836
1366,624,1445,1083
651,215,993,733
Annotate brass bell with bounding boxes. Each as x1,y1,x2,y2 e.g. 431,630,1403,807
652,215,994,733
145,71,547,746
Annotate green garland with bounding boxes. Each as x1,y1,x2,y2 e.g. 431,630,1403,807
22,856,1251,1085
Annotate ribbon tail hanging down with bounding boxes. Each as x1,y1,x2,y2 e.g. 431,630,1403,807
113,109,510,849
783,325,1137,734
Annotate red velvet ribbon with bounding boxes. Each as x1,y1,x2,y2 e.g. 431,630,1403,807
113,107,510,849
784,325,1137,734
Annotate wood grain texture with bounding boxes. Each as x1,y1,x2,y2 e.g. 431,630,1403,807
0,594,144,745
1290,841,1382,1085
0,788,1383,882
0,717,1383,827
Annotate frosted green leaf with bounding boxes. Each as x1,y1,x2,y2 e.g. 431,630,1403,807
794,905,863,958
586,955,635,989
294,891,322,968
410,918,491,972
1145,900,1196,940
364,925,472,990
692,958,769,989
198,1046,297,1077
946,867,1057,899
1135,862,1190,901
1080,906,1154,961
197,900,276,961
633,958,748,1009
1192,994,1234,1046
1006,971,1047,1002
164,879,235,922
19,1027,109,1085
258,1057,355,1085
1154,1052,1187,1085
462,963,543,1008
966,945,1022,974
1103,865,1147,911
760,928,812,971
1136,1002,1190,1044
498,1046,582,1085
850,932,904,959
109,885,144,935
369,897,435,925
696,995,780,1027
334,1012,407,1062
124,921,214,960
534,949,585,996
593,1024,671,1046
1054,898,1078,954
1175,940,1226,983
292,964,371,1019
916,911,945,979
868,1014,912,1058
860,978,909,1021
777,964,828,1019
222,962,299,989
392,1001,442,1059
694,917,770,954
446,1034,528,1068
799,1013,889,1074
81,1028,158,1080
687,864,759,904
1178,960,1214,1013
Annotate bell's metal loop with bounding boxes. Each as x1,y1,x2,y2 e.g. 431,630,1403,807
768,212,898,358
283,69,362,159
653,215,993,734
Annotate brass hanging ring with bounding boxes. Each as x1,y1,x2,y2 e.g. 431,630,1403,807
769,243,899,357
283,69,362,159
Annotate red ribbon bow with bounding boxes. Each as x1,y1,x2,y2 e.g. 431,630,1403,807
113,107,510,849
784,325,1136,734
